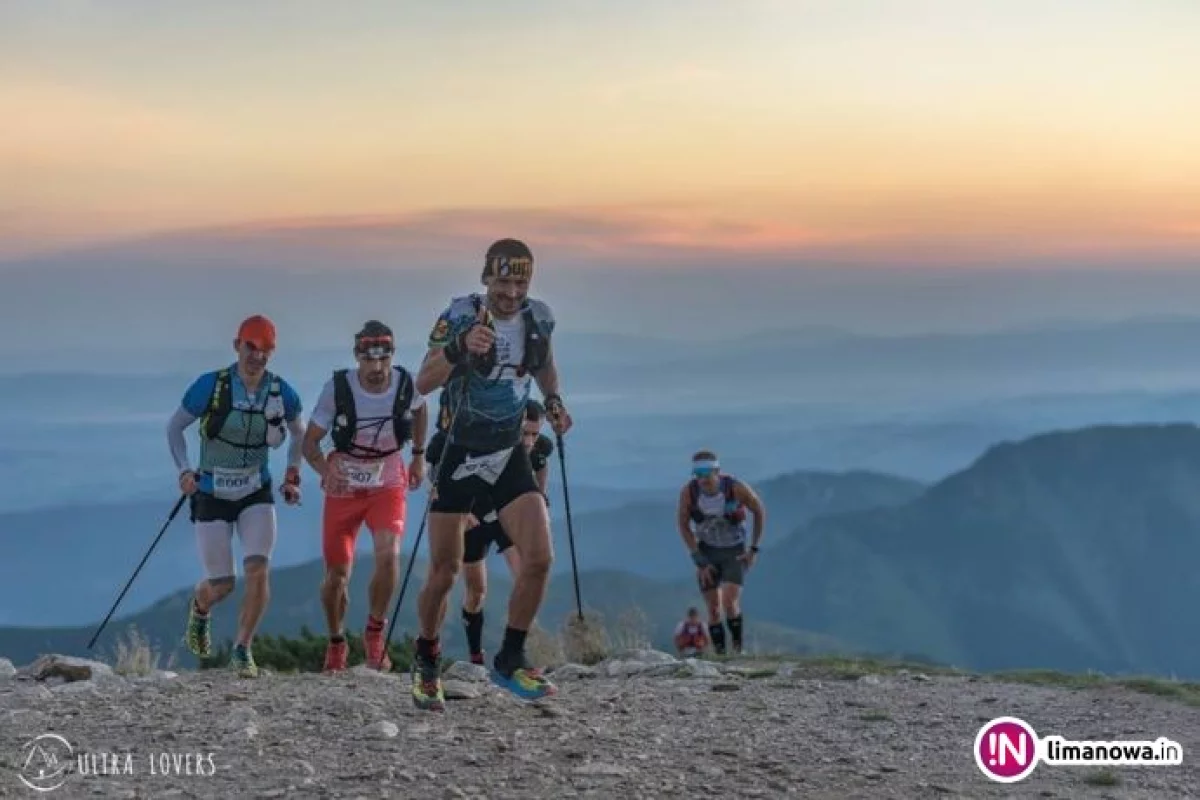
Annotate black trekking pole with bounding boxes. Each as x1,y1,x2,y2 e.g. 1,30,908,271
384,369,471,647
384,498,431,646
87,493,188,650
555,432,584,621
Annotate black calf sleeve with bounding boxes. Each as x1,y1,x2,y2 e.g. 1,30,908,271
709,623,727,654
461,608,485,655
727,615,743,650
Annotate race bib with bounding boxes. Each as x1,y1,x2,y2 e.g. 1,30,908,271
211,466,262,500
341,459,385,489
450,448,514,486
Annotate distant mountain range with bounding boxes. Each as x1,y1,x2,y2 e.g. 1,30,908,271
7,422,1200,680
753,422,1200,678
0,466,919,626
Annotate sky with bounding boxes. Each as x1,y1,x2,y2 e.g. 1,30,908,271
3,0,1200,267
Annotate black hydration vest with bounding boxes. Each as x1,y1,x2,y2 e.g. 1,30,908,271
329,366,416,458
199,367,284,449
438,296,551,434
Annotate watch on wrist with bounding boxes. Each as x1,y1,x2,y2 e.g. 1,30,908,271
411,447,425,456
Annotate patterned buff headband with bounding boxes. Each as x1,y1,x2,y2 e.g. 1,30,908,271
484,254,534,280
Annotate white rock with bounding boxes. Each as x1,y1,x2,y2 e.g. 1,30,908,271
609,648,678,665
550,663,597,680
442,680,481,700
364,720,399,739
444,661,489,682
682,659,723,678
0,658,15,678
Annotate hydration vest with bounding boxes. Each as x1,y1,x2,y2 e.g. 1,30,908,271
676,622,707,647
463,294,550,378
199,368,285,448
687,474,746,526
329,366,416,458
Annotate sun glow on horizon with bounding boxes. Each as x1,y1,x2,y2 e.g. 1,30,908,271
3,0,1200,265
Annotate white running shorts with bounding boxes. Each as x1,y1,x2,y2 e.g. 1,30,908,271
195,503,277,580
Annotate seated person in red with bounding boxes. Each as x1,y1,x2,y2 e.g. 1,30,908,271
673,607,710,657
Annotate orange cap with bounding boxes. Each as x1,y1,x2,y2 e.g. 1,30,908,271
237,315,277,350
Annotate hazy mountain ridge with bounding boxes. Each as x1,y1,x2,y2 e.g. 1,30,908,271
7,423,1200,681
756,423,1200,678
0,466,917,626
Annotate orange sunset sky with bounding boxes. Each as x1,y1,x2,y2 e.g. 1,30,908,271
3,0,1200,266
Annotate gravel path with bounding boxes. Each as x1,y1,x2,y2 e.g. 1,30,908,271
2,654,1199,798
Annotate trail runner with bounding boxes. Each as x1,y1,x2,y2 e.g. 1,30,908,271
167,314,305,677
410,238,573,710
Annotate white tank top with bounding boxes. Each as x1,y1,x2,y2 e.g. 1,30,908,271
310,369,426,494
693,484,746,548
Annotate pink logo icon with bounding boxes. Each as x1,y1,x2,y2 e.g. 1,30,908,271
974,716,1040,783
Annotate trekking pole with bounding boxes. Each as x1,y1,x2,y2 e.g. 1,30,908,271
555,432,584,621
384,366,471,647
87,493,188,650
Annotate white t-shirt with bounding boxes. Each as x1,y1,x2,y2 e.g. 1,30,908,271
311,368,425,494
489,315,525,377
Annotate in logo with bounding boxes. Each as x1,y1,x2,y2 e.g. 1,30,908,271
974,716,1040,783
19,733,73,792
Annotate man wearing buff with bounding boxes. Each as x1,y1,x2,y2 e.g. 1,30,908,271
411,238,573,711
302,320,428,672
676,450,767,655
424,398,555,666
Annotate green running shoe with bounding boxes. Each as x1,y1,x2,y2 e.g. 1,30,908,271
230,644,258,678
410,652,445,712
185,597,210,658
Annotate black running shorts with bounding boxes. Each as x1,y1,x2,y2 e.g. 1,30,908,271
696,542,746,589
430,442,540,516
190,484,274,524
462,518,513,564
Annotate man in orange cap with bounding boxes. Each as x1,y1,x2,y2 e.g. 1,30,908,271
166,314,306,678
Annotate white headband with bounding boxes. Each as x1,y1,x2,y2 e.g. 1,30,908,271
692,459,719,471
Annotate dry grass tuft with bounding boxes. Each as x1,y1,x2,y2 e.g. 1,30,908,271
560,610,611,665
606,606,653,652
111,625,174,677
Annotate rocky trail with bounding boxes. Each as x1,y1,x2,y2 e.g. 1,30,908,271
2,651,1199,798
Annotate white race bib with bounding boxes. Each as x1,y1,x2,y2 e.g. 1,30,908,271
211,467,262,500
450,448,514,486
341,459,385,489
